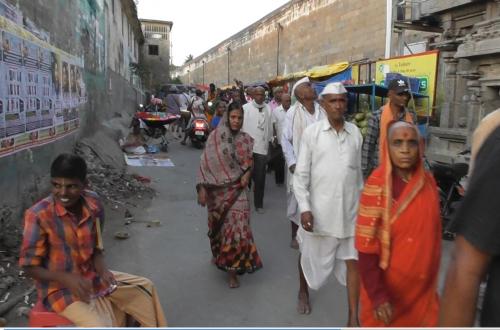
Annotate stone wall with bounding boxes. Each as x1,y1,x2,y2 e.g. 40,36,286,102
410,0,500,162
181,0,387,86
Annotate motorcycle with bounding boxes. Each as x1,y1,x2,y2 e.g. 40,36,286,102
428,150,470,240
186,113,210,149
135,103,180,152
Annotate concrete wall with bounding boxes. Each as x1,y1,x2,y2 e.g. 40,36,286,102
141,20,172,87
0,0,144,218
181,0,387,86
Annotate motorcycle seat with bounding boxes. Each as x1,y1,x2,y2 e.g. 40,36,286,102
432,161,469,180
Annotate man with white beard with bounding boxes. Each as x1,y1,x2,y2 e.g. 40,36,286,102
281,77,325,249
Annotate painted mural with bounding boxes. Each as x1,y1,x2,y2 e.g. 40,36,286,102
0,1,87,158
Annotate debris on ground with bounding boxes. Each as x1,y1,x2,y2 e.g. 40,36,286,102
0,206,36,324
0,286,35,317
75,142,155,208
124,209,133,219
114,231,130,240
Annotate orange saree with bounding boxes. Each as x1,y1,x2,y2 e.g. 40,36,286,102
355,123,441,327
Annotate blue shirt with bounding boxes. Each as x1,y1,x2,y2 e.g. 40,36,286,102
211,116,222,129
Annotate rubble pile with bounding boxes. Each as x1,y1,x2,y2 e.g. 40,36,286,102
0,207,35,324
75,142,155,207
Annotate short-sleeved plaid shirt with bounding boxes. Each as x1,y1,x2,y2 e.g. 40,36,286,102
19,190,107,312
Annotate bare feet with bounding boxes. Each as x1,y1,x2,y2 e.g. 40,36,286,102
290,238,299,250
228,271,239,288
297,291,311,314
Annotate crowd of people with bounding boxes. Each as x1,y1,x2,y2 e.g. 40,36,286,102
17,76,499,327
196,77,500,327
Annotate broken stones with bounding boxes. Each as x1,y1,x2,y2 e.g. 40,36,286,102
74,142,155,206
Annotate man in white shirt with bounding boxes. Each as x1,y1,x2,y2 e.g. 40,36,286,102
281,77,325,249
293,82,363,326
242,86,273,214
270,93,291,186
268,86,283,112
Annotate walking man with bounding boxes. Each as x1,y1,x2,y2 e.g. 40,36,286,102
282,77,325,248
361,79,416,178
293,82,363,326
242,86,273,213
270,93,291,186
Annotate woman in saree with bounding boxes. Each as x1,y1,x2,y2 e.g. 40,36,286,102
355,121,441,326
197,101,263,288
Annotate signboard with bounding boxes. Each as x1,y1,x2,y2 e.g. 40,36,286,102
375,50,439,116
0,6,86,158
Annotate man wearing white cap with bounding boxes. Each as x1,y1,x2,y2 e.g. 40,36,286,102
281,77,326,249
293,82,362,326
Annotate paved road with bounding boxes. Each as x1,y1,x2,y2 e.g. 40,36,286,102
103,139,453,327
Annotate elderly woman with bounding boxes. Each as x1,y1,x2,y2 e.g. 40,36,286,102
355,121,441,326
197,101,263,288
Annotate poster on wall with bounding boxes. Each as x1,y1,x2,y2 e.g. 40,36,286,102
0,9,86,158
375,50,439,117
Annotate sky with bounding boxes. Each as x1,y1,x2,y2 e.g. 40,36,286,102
137,0,289,66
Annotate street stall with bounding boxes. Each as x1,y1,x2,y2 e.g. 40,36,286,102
343,82,431,139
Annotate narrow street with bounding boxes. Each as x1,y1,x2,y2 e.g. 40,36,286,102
102,140,350,327
100,138,454,327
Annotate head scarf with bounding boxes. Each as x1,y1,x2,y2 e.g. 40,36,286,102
379,102,414,162
197,108,253,187
356,121,440,269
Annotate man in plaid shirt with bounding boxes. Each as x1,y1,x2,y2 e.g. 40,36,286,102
361,79,416,178
20,154,166,326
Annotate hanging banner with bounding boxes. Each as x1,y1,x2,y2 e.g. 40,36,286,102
0,2,86,158
375,50,439,116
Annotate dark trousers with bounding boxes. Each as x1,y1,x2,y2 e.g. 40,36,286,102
252,153,267,209
271,144,285,184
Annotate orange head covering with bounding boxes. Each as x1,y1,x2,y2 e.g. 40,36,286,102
356,120,437,269
379,102,414,162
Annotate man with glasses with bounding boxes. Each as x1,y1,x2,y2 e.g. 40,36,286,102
361,79,416,178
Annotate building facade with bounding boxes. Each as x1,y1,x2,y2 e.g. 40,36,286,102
403,0,500,161
140,19,173,88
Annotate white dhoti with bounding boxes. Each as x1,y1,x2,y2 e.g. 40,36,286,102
287,191,300,225
297,228,357,290
286,169,300,225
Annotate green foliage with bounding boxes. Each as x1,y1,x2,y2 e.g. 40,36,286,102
171,76,183,84
184,54,194,64
130,62,150,81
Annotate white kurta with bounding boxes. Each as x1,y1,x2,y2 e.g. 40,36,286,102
271,105,287,144
242,102,273,156
293,119,364,238
293,119,363,289
281,102,325,224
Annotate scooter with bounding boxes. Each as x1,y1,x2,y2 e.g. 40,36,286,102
429,150,470,240
188,115,210,149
